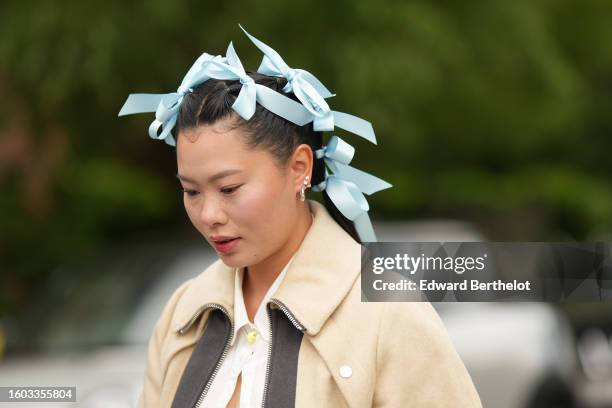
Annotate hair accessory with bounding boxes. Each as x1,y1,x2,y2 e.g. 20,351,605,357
203,42,313,125
312,136,391,241
118,53,227,146
117,24,393,242
117,44,312,147
239,25,377,144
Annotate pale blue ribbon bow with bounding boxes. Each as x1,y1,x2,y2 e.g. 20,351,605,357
118,52,227,146
201,42,313,126
117,42,314,145
239,24,378,145
312,135,392,242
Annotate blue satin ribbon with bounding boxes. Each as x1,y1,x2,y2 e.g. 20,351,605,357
239,25,378,145
118,52,227,146
312,136,392,242
202,42,313,126
117,42,314,145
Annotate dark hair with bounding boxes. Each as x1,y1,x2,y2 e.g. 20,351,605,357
175,71,362,244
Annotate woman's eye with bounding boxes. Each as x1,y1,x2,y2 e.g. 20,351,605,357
221,185,241,194
181,188,199,197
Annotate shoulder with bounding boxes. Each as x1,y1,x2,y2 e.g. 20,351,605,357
344,269,460,363
333,272,447,334
380,301,450,340
375,300,462,371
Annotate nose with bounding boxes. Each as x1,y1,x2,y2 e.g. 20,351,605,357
198,196,228,228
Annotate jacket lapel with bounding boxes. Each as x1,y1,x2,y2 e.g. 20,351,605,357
264,307,304,407
170,309,232,408
270,200,362,335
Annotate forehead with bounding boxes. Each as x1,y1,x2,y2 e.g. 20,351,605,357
176,120,274,180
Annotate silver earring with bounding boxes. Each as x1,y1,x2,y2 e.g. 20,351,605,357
300,176,311,202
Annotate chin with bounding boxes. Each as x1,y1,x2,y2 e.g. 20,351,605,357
217,252,248,269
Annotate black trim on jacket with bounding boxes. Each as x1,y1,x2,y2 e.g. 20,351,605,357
171,306,304,408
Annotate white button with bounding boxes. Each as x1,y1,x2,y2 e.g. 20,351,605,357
339,365,352,378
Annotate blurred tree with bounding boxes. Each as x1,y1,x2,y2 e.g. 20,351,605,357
1,0,612,318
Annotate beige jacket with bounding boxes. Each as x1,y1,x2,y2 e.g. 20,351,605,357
139,199,482,407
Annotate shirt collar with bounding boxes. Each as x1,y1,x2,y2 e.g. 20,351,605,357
231,253,296,345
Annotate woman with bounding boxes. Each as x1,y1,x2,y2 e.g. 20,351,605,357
120,27,482,408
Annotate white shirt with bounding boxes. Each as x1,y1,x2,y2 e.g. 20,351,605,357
200,253,297,407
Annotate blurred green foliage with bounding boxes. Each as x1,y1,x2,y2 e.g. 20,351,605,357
1,0,612,316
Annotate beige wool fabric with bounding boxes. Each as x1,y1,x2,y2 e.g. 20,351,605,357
139,199,482,407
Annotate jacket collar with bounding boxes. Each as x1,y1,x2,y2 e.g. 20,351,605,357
171,199,362,336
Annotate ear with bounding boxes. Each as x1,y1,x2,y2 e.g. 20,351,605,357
288,144,314,194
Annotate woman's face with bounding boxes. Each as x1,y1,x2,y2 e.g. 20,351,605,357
176,117,302,268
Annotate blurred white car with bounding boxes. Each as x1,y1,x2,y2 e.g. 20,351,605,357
0,239,217,408
0,221,581,407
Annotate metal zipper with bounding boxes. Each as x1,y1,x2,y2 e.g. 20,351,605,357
176,305,208,335
261,298,307,408
178,299,305,408
179,303,233,408
260,303,274,408
269,298,307,333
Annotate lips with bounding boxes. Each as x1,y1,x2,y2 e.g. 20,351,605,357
211,236,241,253
212,237,236,243
211,235,238,243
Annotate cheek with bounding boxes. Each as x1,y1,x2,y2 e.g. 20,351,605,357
234,178,293,236
183,197,204,231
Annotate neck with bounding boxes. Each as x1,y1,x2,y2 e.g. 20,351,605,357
243,202,313,297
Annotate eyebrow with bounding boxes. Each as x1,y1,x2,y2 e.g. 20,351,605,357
176,169,243,184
